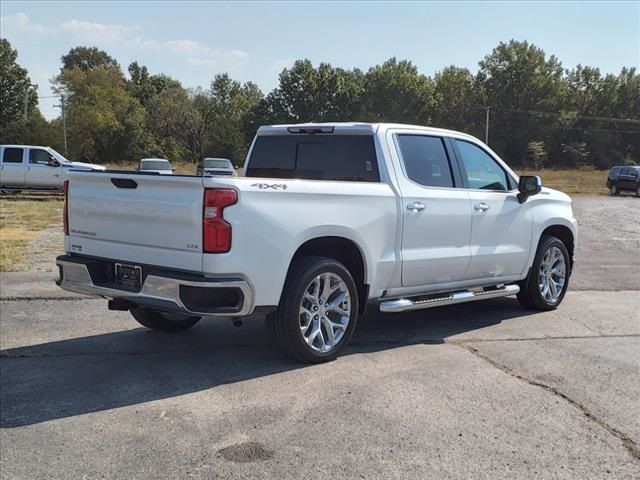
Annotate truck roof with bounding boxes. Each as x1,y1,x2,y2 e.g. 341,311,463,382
257,122,479,141
0,144,53,149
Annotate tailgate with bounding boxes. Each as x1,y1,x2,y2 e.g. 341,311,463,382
67,171,205,271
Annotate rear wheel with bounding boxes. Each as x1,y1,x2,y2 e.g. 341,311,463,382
130,308,201,332
517,235,570,311
610,184,619,196
268,256,359,363
636,185,640,197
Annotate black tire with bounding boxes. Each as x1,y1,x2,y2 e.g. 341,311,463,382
517,235,570,311
130,308,201,332
635,185,640,197
268,256,359,363
610,185,619,196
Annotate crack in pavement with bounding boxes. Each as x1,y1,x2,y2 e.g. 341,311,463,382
460,343,640,461
451,334,640,343
566,316,604,336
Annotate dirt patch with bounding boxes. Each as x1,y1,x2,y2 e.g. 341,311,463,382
24,223,64,273
0,198,63,271
218,441,273,463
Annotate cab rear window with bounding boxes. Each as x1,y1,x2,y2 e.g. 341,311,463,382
246,135,380,182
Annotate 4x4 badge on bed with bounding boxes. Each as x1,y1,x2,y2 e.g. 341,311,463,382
251,183,288,190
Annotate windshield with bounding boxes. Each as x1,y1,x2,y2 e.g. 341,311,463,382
140,160,171,170
204,159,232,169
47,148,71,164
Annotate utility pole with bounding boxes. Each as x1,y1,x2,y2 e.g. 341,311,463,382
54,94,68,154
23,83,37,121
483,106,491,145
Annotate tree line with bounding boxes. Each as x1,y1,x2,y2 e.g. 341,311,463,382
1,38,638,169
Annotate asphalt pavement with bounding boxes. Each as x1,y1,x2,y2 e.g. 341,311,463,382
1,195,638,479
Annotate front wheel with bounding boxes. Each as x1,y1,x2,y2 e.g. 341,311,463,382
517,235,570,311
268,256,359,363
610,185,619,196
636,185,640,197
130,308,201,332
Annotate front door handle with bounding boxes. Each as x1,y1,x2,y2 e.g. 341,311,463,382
474,202,490,212
407,202,426,212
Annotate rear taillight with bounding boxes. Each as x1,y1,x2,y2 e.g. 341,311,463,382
203,188,237,253
63,180,69,235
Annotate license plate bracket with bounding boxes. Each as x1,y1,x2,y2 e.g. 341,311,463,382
115,263,142,290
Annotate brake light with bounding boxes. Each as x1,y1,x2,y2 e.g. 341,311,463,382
203,188,237,253
63,180,69,235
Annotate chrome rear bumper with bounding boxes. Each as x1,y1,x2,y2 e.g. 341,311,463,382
56,256,253,317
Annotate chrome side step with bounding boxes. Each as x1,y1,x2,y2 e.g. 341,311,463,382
379,284,520,313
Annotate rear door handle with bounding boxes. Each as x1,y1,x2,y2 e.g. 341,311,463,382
474,202,490,212
407,202,426,212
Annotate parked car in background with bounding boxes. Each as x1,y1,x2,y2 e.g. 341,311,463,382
57,123,577,363
138,158,174,175
197,157,237,176
0,145,105,191
607,165,640,196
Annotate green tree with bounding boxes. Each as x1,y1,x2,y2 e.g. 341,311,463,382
0,38,61,147
61,46,120,72
478,40,564,165
360,58,435,124
55,49,149,163
262,60,364,123
433,66,483,136
127,61,182,107
205,73,263,163
527,140,548,169
0,38,37,129
146,86,208,163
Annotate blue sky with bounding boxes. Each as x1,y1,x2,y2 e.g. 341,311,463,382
2,1,638,120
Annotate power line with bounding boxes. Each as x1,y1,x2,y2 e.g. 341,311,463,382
552,126,640,134
492,108,640,125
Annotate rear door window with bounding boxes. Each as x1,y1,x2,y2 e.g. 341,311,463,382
396,135,455,188
2,148,24,164
246,135,379,182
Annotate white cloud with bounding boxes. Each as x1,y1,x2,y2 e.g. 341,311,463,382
0,12,47,34
137,38,249,69
59,19,137,42
1,12,248,70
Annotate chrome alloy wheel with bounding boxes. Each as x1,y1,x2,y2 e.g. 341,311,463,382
299,272,351,352
538,246,566,304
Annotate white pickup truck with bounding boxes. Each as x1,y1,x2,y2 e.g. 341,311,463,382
0,145,106,191
56,123,577,363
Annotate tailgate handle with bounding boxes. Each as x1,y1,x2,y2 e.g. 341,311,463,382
111,178,138,189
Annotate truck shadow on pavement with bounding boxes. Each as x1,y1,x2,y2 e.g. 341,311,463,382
1,298,538,428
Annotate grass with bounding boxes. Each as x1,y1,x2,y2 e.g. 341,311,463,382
515,169,607,195
0,198,63,271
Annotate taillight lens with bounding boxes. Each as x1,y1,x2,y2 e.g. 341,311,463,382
63,180,69,235
203,188,237,253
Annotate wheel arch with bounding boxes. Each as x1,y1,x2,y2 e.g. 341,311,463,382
538,224,575,274
286,236,369,314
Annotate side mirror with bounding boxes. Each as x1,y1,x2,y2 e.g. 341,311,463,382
517,175,542,203
172,167,176,171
